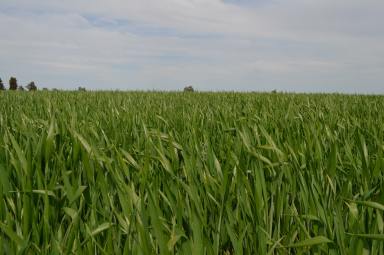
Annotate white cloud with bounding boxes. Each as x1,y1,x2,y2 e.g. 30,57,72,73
0,0,383,92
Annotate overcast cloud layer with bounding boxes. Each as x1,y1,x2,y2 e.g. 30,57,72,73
0,0,383,93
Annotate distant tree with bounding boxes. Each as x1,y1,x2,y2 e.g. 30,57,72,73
272,89,277,94
78,86,86,92
18,85,25,91
9,77,18,90
26,81,37,91
184,86,194,92
42,88,48,91
0,78,4,90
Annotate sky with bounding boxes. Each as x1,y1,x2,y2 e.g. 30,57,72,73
0,0,383,93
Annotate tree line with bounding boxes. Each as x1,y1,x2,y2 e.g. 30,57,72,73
0,77,37,91
0,77,197,92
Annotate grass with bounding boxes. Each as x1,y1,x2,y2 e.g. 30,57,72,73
0,91,383,254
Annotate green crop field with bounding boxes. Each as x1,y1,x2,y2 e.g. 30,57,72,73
0,91,383,254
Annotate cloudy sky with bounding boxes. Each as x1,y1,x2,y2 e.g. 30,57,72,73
0,0,383,93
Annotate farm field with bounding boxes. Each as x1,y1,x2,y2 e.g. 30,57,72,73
0,91,384,254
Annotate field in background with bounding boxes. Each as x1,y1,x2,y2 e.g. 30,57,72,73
0,91,383,254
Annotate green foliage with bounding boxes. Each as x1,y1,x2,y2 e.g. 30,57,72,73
184,86,194,92
9,77,18,90
0,78,4,90
0,92,383,254
26,82,37,91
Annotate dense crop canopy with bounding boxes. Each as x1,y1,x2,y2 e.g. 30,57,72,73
0,91,383,254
